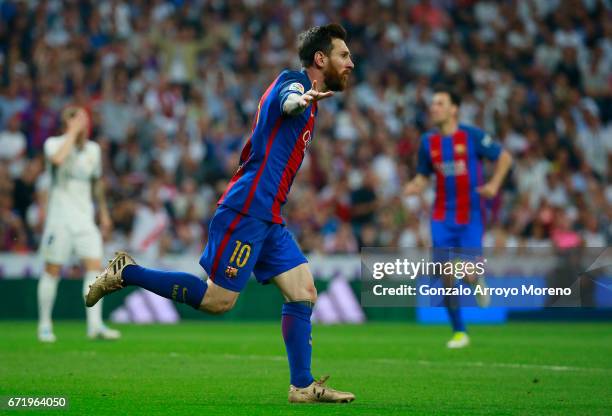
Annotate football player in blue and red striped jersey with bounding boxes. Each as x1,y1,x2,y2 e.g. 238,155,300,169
405,87,513,348
87,24,355,403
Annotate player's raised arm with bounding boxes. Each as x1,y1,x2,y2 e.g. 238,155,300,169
282,80,334,116
47,108,88,166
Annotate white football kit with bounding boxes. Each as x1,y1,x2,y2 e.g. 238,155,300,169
40,135,103,264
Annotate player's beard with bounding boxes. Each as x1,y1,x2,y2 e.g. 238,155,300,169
323,64,348,92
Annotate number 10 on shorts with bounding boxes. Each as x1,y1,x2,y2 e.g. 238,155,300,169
230,241,251,267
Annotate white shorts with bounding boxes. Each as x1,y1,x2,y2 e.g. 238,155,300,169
40,221,103,265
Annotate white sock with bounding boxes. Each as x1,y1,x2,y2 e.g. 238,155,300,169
84,270,104,332
38,272,59,330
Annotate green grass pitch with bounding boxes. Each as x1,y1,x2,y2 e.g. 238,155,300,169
1,321,611,415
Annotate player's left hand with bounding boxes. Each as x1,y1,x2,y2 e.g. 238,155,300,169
476,181,500,199
301,80,334,104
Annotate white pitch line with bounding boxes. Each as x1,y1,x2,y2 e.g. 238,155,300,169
371,358,612,373
203,354,612,374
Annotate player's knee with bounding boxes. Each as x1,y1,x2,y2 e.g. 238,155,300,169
287,281,317,304
210,299,234,315
198,280,240,315
200,295,236,315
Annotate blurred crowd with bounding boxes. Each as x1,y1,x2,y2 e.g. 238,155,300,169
0,0,610,258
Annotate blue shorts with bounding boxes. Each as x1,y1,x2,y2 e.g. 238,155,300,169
431,214,483,248
431,216,483,263
199,205,308,292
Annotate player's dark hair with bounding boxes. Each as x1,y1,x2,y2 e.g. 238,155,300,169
433,86,461,107
298,23,347,67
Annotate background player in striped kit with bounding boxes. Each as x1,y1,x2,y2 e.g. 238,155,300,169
86,24,355,403
404,87,513,348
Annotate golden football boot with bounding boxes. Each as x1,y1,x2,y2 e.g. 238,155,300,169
288,376,355,403
85,251,135,307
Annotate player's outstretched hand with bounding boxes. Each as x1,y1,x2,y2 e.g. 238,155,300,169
298,80,334,107
476,181,500,199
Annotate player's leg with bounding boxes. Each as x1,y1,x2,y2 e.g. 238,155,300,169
272,265,354,403
255,226,354,403
86,252,209,309
37,226,71,342
82,257,121,339
442,273,469,348
458,218,489,307
431,220,468,347
121,262,239,315
274,264,317,388
86,206,260,315
38,263,61,343
77,226,120,339
82,257,104,331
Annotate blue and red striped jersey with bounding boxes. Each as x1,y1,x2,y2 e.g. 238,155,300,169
218,70,317,224
416,124,502,224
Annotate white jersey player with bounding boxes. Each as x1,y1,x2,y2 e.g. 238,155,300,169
38,107,120,342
